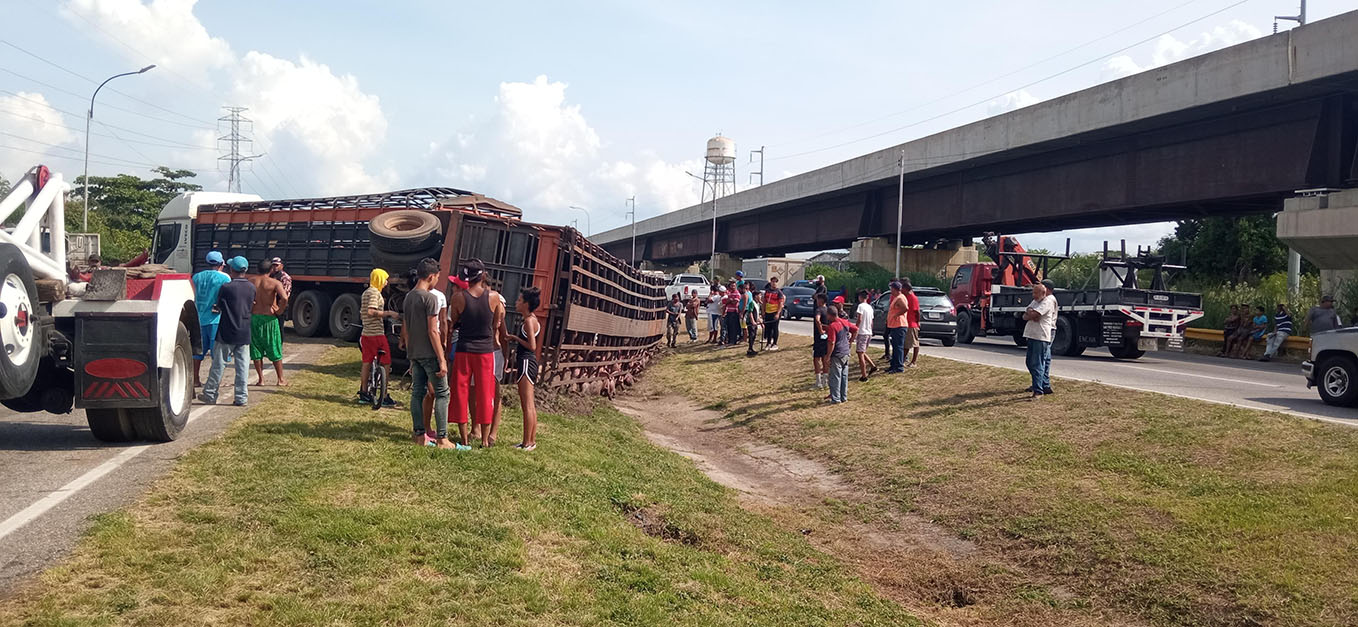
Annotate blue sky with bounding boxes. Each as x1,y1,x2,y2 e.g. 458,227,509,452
2,0,1352,253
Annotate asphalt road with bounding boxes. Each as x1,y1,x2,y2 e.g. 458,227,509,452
771,318,1357,427
0,340,332,596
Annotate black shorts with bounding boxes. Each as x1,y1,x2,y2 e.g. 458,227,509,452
813,339,828,358
516,353,539,386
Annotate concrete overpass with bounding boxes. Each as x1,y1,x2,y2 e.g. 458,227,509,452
595,10,1358,265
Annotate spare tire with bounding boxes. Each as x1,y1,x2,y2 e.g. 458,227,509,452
370,210,442,253
371,244,441,277
0,244,42,400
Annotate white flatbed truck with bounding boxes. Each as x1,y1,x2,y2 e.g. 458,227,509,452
0,166,198,442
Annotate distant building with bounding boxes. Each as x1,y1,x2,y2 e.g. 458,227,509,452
806,251,850,271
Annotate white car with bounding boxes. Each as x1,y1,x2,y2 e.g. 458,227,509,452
664,273,711,301
1303,327,1358,407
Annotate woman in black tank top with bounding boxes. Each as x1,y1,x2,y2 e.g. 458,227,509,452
511,287,542,451
448,260,504,446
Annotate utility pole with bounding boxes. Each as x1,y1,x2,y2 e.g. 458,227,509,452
748,146,764,187
569,205,591,235
625,196,637,268
894,149,905,278
217,106,264,194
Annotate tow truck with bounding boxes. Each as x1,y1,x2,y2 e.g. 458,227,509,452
950,235,1204,359
0,165,197,442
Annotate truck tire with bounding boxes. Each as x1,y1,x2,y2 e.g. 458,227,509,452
330,293,361,342
293,290,333,337
956,310,975,344
941,333,957,347
370,244,440,276
1315,354,1358,407
1108,342,1145,359
1053,316,1085,356
369,210,441,253
87,409,137,442
131,322,193,442
0,244,42,400
1012,333,1027,348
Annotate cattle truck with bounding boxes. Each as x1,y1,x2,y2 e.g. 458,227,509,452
0,166,200,442
152,186,667,395
951,235,1204,359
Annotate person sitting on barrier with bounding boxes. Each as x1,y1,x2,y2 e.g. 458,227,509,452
509,286,542,451
447,259,505,448
357,268,398,406
1232,305,1269,358
1258,303,1293,362
1218,304,1241,358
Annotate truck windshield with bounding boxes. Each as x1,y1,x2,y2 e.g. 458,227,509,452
151,223,180,264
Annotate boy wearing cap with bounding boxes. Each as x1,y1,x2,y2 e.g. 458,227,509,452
269,257,292,298
191,251,231,387
248,259,290,386
199,257,255,406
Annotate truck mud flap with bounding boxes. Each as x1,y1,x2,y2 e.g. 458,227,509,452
74,312,159,409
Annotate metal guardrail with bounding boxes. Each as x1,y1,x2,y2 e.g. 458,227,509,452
1183,327,1312,350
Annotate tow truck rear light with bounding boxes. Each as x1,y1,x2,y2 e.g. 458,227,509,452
1125,320,1142,327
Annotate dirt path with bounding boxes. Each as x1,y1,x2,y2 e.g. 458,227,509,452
614,390,1142,627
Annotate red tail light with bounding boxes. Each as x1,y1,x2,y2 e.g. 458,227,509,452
1125,320,1142,327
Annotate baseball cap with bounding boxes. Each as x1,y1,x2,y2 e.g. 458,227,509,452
228,256,249,272
717,285,726,292
1040,279,1056,289
816,274,825,281
270,257,283,265
832,295,845,304
205,250,224,265
1322,294,1334,302
889,281,902,290
735,270,744,277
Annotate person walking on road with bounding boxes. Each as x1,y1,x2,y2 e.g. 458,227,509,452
403,258,461,450
1258,303,1293,362
854,289,877,381
447,259,505,448
248,259,289,386
190,250,231,387
1307,295,1341,335
885,281,908,373
824,307,859,404
1022,281,1058,399
198,256,254,407
358,268,398,406
762,277,784,351
665,293,683,348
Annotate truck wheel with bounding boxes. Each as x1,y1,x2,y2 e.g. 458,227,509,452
1316,355,1358,407
370,244,440,276
0,244,42,400
1053,316,1085,356
293,290,333,337
941,333,957,347
131,322,193,442
330,293,361,342
369,210,442,253
1108,342,1145,359
87,409,138,442
956,311,975,344
1012,333,1028,348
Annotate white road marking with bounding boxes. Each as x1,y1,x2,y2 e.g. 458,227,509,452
1117,364,1283,387
0,405,211,541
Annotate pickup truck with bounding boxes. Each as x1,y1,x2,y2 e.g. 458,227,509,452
1303,327,1358,407
665,273,711,300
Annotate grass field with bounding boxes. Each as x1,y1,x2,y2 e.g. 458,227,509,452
649,338,1358,626
0,348,918,626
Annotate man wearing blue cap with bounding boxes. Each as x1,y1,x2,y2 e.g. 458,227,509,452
191,251,231,386
199,256,256,406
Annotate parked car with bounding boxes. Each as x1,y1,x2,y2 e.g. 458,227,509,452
781,285,817,320
788,279,843,303
665,273,711,300
871,287,957,346
1303,326,1358,407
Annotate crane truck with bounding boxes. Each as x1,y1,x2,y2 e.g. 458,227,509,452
950,235,1204,359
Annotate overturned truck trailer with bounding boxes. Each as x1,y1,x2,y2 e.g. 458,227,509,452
154,188,666,395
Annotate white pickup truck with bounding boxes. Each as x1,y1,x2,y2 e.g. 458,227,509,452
664,273,711,301
1303,326,1358,407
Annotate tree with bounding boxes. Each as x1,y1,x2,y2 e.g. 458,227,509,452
1157,215,1313,284
70,167,201,263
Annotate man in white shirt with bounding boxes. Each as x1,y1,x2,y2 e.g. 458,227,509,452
854,289,877,381
1021,279,1058,399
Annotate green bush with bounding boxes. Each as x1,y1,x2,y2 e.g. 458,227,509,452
804,262,947,298
1188,272,1322,335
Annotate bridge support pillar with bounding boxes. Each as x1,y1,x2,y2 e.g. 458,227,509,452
1277,188,1358,311
847,237,977,280
710,253,743,280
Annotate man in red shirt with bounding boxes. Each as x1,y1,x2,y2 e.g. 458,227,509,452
885,281,908,373
903,278,921,368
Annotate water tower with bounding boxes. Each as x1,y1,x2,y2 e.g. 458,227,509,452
701,135,736,203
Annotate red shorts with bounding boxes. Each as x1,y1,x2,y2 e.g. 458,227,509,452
359,334,391,365
452,351,496,425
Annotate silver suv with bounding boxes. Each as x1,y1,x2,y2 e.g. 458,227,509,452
1303,327,1358,407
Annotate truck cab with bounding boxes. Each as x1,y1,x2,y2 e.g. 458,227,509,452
153,192,261,271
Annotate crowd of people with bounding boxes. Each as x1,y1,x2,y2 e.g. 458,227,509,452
672,273,937,404
190,252,292,407
1217,295,1352,361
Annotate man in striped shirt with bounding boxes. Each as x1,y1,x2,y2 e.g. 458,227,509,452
1258,303,1293,362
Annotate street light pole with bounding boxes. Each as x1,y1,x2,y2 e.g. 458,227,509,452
894,148,905,278
83,64,155,232
568,205,591,235
685,171,717,281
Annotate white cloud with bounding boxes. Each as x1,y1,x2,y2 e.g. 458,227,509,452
59,0,393,197
1103,20,1264,78
428,75,700,229
987,89,1040,115
0,92,78,184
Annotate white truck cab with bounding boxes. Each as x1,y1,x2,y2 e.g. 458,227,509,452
153,191,260,272
1302,327,1358,407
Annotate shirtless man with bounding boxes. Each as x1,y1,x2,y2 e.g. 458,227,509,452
248,259,290,385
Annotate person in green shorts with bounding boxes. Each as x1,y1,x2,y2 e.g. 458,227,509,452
248,258,290,385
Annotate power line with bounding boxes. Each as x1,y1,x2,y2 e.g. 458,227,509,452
0,91,217,149
0,106,215,150
0,142,180,173
0,131,209,171
765,0,1254,163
